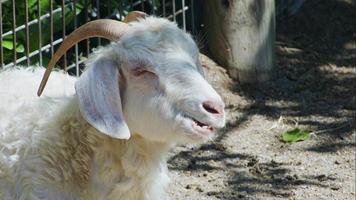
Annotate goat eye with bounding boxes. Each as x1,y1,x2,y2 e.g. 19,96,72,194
131,68,155,77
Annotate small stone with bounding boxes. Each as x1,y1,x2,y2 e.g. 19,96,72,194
285,175,294,181
237,191,248,198
328,174,338,181
185,184,191,189
207,160,220,168
247,158,258,167
270,159,279,167
330,185,341,190
254,165,263,175
310,132,317,139
334,160,341,165
206,191,216,196
316,174,327,181
196,186,204,192
215,143,227,151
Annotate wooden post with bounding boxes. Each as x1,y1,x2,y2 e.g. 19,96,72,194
203,0,276,84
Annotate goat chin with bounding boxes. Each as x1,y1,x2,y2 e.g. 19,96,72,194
0,67,171,200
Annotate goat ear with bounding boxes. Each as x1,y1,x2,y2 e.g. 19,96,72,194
75,58,130,139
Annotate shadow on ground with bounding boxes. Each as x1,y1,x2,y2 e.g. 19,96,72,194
169,140,336,199
230,0,355,153
170,0,355,199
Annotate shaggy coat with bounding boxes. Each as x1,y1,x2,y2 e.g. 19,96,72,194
0,17,225,200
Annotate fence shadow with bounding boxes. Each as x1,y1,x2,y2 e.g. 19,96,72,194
232,0,355,153
168,138,334,199
169,0,355,199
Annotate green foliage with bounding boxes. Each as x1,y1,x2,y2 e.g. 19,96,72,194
2,39,24,53
281,128,310,143
1,0,84,64
1,0,162,66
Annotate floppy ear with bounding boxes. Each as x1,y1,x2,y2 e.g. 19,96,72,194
75,57,130,139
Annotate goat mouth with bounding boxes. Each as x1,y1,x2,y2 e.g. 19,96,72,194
183,115,214,134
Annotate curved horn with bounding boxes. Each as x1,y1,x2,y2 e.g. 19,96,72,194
37,19,129,96
123,11,147,23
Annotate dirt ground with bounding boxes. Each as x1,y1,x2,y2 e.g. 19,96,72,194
168,1,355,199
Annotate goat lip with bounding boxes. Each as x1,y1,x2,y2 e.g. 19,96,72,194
183,115,215,135
193,123,214,135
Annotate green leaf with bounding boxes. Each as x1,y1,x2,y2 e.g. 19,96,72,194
16,43,25,53
281,128,310,143
27,3,84,52
1,40,25,53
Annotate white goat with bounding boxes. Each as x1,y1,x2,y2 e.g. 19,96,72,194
0,15,225,200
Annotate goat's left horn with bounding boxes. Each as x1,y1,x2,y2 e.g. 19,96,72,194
37,11,147,96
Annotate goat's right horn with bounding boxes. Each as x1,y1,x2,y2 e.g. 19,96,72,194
37,19,129,96
123,11,147,23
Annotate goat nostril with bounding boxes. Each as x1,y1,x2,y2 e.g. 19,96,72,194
203,101,223,115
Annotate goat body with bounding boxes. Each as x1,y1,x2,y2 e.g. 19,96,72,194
0,68,170,199
0,17,225,200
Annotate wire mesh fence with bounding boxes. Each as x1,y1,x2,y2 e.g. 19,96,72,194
0,0,196,76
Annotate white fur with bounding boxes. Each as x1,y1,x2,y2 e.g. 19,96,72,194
0,17,225,200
